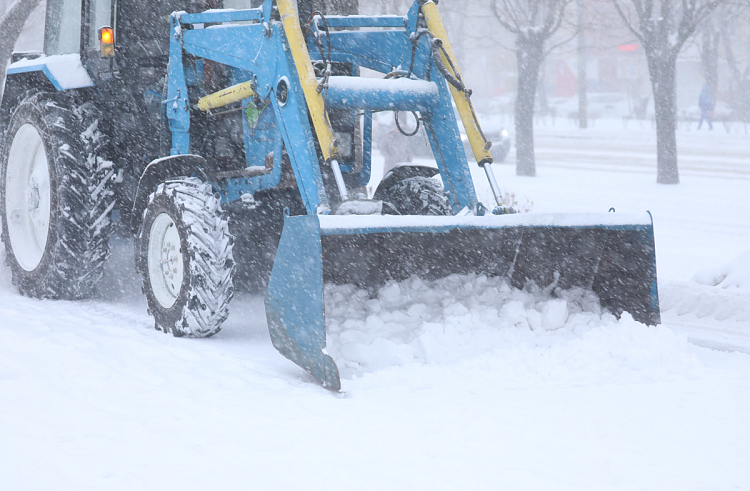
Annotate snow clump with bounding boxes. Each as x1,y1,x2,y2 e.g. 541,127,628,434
324,273,631,378
693,249,750,291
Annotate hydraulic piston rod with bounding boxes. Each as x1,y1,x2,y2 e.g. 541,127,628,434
482,162,504,207
197,80,257,112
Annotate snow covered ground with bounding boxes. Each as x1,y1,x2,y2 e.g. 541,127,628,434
2,121,749,490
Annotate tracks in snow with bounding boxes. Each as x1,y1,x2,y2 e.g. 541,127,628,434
660,281,750,354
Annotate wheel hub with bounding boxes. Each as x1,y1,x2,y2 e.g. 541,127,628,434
5,124,51,271
160,237,180,283
27,184,40,212
148,213,184,309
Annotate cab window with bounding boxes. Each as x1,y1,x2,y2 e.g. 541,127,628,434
44,0,82,55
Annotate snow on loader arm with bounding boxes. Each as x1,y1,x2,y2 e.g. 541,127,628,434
262,0,660,391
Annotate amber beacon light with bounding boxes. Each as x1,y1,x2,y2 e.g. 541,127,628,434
98,27,115,58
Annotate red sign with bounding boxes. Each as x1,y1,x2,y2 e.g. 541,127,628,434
619,44,639,52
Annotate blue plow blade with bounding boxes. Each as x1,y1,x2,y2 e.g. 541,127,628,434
264,212,660,391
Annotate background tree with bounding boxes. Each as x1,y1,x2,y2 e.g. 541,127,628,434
611,0,722,184
491,0,573,176
720,3,750,125
577,0,588,128
699,10,721,101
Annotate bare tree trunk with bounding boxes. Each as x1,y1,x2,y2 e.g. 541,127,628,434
491,0,571,178
611,0,724,185
722,21,750,123
515,37,544,176
647,54,679,184
700,14,720,101
577,0,587,128
0,0,42,96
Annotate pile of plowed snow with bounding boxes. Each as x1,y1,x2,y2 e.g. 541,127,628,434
693,249,750,291
661,249,750,324
324,274,698,382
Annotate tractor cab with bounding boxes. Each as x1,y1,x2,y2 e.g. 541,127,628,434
43,0,326,91
45,0,220,83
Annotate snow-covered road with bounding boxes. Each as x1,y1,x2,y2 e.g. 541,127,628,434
533,122,750,179
2,122,749,490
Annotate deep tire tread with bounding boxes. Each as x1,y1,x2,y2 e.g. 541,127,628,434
378,176,452,216
0,92,115,299
139,177,234,337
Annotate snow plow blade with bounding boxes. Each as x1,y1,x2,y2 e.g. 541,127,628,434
264,212,660,390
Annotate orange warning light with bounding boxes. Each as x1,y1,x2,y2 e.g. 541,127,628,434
100,28,114,44
98,27,115,58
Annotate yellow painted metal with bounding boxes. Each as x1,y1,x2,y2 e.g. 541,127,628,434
197,81,257,112
422,1,493,165
277,0,339,161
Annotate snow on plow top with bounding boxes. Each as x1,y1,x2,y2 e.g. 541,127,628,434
318,211,654,234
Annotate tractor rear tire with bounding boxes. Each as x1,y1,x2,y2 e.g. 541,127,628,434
0,92,115,299
376,175,452,216
137,177,235,337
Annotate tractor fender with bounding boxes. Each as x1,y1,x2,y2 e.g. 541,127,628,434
2,54,96,144
1,74,55,144
130,154,209,235
5,54,95,92
373,163,440,197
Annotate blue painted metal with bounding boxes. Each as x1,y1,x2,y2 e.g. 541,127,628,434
264,213,660,390
222,122,284,204
267,26,329,214
360,110,373,187
167,13,191,155
242,101,276,168
405,0,422,35
264,215,340,391
315,216,655,236
324,78,439,112
646,211,661,321
163,0,451,210
181,25,273,74
322,15,406,28
152,0,661,390
179,8,262,24
421,73,479,212
313,31,412,72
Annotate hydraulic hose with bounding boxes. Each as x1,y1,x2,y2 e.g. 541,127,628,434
277,0,339,162
421,0,493,166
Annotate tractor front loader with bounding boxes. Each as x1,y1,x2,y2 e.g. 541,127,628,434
1,0,659,391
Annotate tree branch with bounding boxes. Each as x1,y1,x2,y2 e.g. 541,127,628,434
544,27,579,57
491,0,521,33
611,0,646,43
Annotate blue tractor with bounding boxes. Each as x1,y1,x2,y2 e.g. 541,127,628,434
0,0,660,390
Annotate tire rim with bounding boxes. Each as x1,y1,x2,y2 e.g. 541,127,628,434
5,124,51,272
148,213,184,309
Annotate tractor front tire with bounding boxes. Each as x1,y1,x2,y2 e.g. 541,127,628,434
0,92,115,299
137,177,235,337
